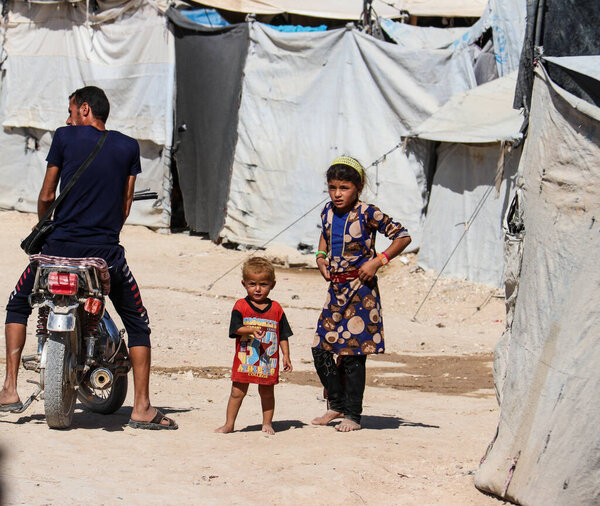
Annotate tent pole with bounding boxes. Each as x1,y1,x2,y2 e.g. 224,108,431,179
534,0,546,51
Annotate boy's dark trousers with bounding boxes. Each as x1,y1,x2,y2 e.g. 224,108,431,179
312,347,367,424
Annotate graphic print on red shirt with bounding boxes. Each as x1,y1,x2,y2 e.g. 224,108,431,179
231,298,287,385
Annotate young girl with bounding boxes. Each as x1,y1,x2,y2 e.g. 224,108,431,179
311,156,411,432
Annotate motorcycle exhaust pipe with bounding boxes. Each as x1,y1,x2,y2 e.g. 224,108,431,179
90,368,113,390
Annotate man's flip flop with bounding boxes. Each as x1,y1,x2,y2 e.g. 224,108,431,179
128,410,178,430
0,401,24,413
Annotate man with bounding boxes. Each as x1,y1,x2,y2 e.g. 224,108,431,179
0,86,176,429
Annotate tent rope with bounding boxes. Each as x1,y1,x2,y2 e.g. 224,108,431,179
411,143,512,321
206,141,405,290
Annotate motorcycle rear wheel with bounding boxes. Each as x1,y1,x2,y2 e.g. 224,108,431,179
44,334,77,429
77,374,128,415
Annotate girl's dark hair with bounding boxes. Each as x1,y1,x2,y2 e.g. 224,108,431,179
326,163,364,189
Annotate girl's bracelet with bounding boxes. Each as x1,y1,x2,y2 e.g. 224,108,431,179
315,250,328,259
378,252,390,265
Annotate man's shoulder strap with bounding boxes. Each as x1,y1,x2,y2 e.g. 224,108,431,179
39,130,109,223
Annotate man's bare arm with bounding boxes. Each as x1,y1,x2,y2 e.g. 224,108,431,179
38,164,61,220
122,175,136,223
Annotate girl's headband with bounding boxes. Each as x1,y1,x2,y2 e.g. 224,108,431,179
331,156,364,182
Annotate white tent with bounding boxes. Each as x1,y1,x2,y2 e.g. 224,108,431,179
414,72,523,287
474,62,600,504
413,71,523,143
0,0,174,229
220,22,476,251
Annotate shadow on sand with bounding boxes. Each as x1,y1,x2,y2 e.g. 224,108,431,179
0,405,190,432
239,419,307,432
361,414,439,430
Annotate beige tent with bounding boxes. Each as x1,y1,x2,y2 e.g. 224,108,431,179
194,0,487,18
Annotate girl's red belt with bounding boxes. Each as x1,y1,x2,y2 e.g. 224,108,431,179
329,270,360,283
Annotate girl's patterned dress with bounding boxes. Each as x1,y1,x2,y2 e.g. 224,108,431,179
313,200,410,356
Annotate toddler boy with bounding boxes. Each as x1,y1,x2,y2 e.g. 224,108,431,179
215,257,293,434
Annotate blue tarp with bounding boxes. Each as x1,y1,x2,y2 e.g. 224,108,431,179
265,24,327,33
181,9,229,27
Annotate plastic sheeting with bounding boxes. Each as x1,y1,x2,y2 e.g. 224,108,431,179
515,0,600,112
0,1,174,229
168,9,249,240
3,2,174,146
413,71,522,143
380,19,468,49
180,8,230,26
452,0,526,77
544,56,600,83
475,70,600,504
418,142,520,287
193,0,487,18
220,22,475,250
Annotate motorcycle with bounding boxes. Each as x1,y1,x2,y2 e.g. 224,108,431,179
15,190,157,429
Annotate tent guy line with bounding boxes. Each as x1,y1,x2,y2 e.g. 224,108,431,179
206,141,405,291
412,142,514,321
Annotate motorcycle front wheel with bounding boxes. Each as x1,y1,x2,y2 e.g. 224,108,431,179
77,374,128,415
44,333,77,429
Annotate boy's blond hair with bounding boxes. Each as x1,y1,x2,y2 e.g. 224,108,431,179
242,257,276,283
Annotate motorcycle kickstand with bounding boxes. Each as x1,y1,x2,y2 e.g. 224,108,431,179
8,380,43,415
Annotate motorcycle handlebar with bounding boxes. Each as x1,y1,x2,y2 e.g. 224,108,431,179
133,192,158,201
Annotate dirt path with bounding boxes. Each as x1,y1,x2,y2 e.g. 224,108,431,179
0,211,506,505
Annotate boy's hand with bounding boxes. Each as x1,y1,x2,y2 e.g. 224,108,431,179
253,327,266,339
282,355,293,372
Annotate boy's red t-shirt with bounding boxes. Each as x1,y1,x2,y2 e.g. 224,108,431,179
230,298,291,385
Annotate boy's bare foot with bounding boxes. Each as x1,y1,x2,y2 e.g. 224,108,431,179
262,424,275,435
335,419,361,432
311,410,343,425
214,424,235,433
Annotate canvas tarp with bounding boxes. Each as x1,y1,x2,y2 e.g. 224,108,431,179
417,142,520,287
452,0,526,77
380,19,468,50
168,8,249,239
514,0,600,112
544,56,600,83
474,68,600,504
412,70,522,287
220,22,475,251
0,1,174,228
413,71,522,143
192,0,487,18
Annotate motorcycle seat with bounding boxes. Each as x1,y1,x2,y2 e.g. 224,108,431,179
29,254,111,295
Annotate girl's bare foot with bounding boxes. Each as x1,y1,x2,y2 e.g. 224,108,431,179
335,419,361,432
214,424,234,433
311,410,343,425
262,424,275,435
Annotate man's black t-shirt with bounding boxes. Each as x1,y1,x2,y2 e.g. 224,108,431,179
46,125,141,245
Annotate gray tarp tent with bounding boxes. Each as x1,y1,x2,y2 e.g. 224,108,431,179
474,62,600,506
203,21,476,251
475,2,600,502
168,9,249,240
414,73,523,287
0,0,174,229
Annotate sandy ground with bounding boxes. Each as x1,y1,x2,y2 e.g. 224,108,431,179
0,211,507,505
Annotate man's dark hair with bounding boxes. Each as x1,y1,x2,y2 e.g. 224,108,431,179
69,86,110,123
